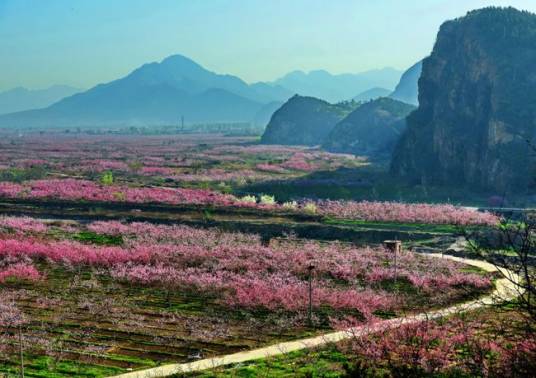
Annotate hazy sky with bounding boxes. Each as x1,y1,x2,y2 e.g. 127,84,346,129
1,0,536,91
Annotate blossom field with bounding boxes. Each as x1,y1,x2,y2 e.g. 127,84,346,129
0,215,494,376
0,133,362,187
0,132,500,227
199,308,536,377
0,178,499,226
0,132,511,377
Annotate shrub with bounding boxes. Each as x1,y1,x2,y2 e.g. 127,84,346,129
100,171,114,185
282,201,298,210
303,202,317,214
260,194,276,205
239,195,257,204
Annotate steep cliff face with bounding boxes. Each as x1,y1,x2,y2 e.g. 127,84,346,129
323,98,415,158
392,7,536,194
260,95,357,146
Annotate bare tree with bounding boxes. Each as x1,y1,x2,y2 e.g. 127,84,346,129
0,293,28,378
464,217,536,327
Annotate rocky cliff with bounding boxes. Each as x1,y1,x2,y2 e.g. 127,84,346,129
323,98,415,158
392,7,536,194
260,95,357,146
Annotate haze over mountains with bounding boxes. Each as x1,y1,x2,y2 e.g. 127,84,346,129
0,85,82,115
269,68,402,103
0,54,412,129
0,55,295,128
1,5,532,199
257,61,422,154
257,6,536,197
389,61,422,106
353,87,392,102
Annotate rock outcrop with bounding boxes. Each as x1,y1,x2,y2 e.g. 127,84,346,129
392,7,536,194
260,95,357,146
323,98,415,158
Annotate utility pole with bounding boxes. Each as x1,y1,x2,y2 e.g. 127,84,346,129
307,264,315,327
384,240,401,291
19,324,24,378
394,237,398,289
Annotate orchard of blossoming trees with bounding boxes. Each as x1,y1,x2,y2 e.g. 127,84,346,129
208,310,535,377
0,132,523,377
0,132,501,228
0,215,496,376
0,133,363,186
0,217,492,313
0,179,499,226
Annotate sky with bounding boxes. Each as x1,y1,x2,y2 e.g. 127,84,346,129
1,0,536,91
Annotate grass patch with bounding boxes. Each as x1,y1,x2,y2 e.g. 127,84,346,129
72,231,123,246
184,346,349,377
0,355,125,377
323,218,470,234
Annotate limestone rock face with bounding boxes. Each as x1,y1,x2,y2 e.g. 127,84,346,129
323,98,415,158
260,95,356,146
392,7,536,194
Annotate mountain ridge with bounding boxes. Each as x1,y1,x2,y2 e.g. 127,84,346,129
324,97,416,158
269,67,402,103
0,54,290,128
260,95,358,145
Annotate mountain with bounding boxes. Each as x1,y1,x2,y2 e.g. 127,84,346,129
251,101,285,128
323,97,415,158
260,95,358,146
249,82,293,104
0,85,82,115
389,61,422,106
353,87,391,102
270,68,402,103
0,55,291,128
392,7,536,194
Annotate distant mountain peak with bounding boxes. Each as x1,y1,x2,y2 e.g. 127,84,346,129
353,87,391,102
389,61,422,106
160,54,206,71
0,85,82,115
272,67,403,103
0,54,290,127
309,69,331,76
162,53,199,64
283,70,307,78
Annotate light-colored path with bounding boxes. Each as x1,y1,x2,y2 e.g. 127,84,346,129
110,254,520,378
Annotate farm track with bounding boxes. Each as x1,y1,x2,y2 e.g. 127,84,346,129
110,254,520,378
